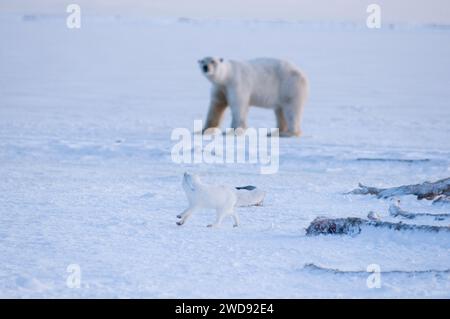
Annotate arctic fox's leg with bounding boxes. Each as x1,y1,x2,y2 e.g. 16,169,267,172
231,213,240,228
207,208,232,228
177,208,190,219
176,207,196,226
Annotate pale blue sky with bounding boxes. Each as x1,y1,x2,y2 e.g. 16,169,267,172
1,0,450,24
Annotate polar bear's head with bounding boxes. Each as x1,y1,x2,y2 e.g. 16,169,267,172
198,57,227,85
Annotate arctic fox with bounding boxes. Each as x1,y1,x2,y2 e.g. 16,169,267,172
177,173,265,228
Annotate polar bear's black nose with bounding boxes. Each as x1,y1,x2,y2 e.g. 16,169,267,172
202,65,209,73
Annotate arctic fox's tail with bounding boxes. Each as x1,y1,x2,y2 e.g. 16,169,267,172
182,173,265,207
235,186,266,207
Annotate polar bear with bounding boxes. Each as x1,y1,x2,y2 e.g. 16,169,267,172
198,57,308,137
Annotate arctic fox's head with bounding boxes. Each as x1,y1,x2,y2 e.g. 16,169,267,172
183,172,202,189
198,57,227,85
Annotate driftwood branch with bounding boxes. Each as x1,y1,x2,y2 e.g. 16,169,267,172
356,158,430,163
389,200,450,220
433,195,450,206
305,217,450,236
347,177,450,200
302,263,450,275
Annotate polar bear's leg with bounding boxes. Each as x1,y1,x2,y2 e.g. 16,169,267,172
203,89,227,133
281,100,302,137
275,108,288,133
230,106,248,130
228,91,250,130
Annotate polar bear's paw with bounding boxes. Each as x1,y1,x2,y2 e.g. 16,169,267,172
267,129,301,138
202,127,222,135
221,128,247,136
267,130,280,137
279,131,301,138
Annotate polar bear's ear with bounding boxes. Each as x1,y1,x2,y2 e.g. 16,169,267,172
219,58,224,63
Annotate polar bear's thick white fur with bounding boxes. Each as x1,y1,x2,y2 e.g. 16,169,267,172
177,173,265,228
198,57,308,137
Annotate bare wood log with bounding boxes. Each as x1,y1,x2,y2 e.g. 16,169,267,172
347,177,450,200
389,200,450,220
356,158,430,163
302,263,450,275
433,195,450,206
305,217,450,236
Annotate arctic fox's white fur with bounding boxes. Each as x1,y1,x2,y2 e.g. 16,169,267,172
177,173,265,228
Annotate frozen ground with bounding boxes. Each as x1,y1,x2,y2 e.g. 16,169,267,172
0,14,450,298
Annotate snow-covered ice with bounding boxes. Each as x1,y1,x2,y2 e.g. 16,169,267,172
0,14,450,298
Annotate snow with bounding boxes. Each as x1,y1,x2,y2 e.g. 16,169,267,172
1,14,450,298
